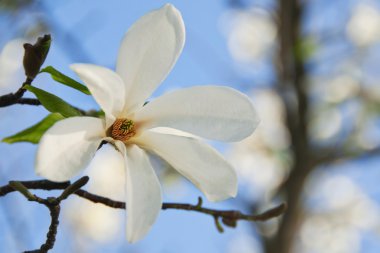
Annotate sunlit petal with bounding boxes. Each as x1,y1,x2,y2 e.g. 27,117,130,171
36,117,105,181
134,86,260,142
121,144,162,243
71,64,126,127
135,131,238,201
116,4,185,113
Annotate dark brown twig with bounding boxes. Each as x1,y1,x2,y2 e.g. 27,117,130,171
0,78,35,107
0,180,70,197
24,202,60,253
40,204,60,252
2,178,285,250
7,177,88,253
13,97,41,105
74,189,286,223
1,178,286,234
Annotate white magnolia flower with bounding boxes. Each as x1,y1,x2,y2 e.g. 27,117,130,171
36,4,259,243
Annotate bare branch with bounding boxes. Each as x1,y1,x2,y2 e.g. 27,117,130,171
269,1,312,253
24,204,60,253
8,177,88,253
314,146,380,166
14,97,41,106
0,180,69,197
0,78,33,107
1,178,286,235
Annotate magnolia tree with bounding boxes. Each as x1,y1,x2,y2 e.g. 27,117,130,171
0,4,286,252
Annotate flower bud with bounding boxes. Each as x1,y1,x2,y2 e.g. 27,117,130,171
23,34,51,80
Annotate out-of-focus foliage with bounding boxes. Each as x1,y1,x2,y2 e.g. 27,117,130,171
0,0,33,12
0,0,48,41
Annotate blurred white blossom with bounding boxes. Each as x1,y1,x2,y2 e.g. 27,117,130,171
228,89,290,201
325,75,360,103
347,4,380,47
221,8,276,62
310,107,343,141
0,39,25,93
300,174,380,253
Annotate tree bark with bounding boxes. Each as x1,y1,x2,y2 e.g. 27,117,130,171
265,0,312,253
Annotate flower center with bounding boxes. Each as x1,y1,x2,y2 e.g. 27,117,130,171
111,118,136,142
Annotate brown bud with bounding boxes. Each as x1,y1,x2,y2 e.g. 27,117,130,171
23,34,51,80
222,217,237,228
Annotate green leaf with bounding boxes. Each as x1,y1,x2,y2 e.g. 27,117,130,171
2,113,64,144
41,66,91,95
85,109,105,117
25,85,82,117
295,37,317,62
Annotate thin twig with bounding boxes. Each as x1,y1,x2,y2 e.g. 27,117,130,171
0,78,34,107
24,203,61,253
1,175,286,253
1,179,286,225
8,177,88,253
15,98,41,106
40,204,60,252
162,201,287,222
0,180,70,197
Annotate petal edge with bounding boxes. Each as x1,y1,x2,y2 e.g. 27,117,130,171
135,130,237,202
35,117,105,182
70,64,126,128
123,144,162,243
134,86,260,142
116,4,185,113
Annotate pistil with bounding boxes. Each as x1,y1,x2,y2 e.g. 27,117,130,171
111,118,136,142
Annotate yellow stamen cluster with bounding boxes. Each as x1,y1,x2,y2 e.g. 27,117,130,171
111,118,136,142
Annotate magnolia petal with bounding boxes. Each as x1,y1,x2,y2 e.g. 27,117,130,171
122,144,162,243
116,4,185,114
70,64,126,127
134,86,260,142
148,127,198,138
85,144,126,202
135,131,238,202
36,117,105,182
